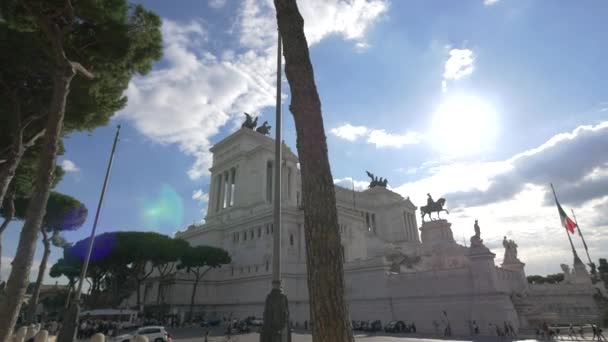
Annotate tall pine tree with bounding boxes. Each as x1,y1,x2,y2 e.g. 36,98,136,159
0,1,161,339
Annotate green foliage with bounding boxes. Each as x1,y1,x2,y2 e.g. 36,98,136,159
0,0,162,201
178,246,231,273
58,231,189,306
0,1,162,136
526,273,565,284
6,192,86,232
3,142,65,201
49,257,80,283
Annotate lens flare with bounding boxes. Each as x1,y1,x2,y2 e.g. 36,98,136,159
140,184,184,229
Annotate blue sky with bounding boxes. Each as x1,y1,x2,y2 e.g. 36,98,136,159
2,0,608,282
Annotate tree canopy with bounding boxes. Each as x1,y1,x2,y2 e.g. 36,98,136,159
178,246,231,272
526,273,565,284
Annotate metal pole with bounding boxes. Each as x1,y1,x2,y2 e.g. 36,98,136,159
75,124,121,300
57,125,120,342
260,28,290,342
550,183,580,260
272,30,282,289
571,209,594,266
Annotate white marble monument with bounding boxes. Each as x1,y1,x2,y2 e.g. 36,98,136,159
130,128,601,333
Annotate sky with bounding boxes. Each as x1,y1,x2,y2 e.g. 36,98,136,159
2,0,608,283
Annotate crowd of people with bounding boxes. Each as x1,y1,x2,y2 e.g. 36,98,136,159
535,322,606,340
77,320,123,339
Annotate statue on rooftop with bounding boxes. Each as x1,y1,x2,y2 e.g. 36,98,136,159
420,193,449,221
503,236,519,264
470,219,484,247
365,171,388,188
256,121,271,135
241,112,258,129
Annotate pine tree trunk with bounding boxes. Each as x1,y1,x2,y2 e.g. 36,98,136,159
136,279,142,311
273,1,354,341
0,34,75,342
0,192,15,283
0,124,24,208
26,229,51,324
188,275,200,323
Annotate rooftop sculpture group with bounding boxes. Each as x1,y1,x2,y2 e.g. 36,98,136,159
503,236,519,264
241,112,271,135
365,171,388,188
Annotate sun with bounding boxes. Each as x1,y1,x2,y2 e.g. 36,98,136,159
430,94,499,158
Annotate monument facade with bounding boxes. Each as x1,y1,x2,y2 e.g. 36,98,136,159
132,128,601,333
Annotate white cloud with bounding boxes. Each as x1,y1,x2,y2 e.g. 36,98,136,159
392,122,608,275
192,189,209,203
334,177,369,191
296,0,388,46
484,0,500,5
330,123,422,148
209,0,227,9
60,159,80,172
366,129,422,148
442,48,475,92
121,0,388,180
330,124,369,141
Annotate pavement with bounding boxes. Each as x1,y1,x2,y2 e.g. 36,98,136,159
163,326,600,342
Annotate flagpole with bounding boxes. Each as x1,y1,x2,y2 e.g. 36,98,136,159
550,183,579,259
58,125,121,342
571,208,594,268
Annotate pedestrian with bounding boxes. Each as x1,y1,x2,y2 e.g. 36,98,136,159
593,325,599,341
504,322,510,337
598,326,606,341
580,325,585,339
508,321,516,337
304,320,308,330
568,324,577,340
473,321,479,334
412,322,416,333
204,329,209,342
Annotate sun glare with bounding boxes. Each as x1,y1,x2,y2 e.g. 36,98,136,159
430,94,498,158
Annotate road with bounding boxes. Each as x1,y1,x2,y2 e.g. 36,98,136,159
165,326,545,342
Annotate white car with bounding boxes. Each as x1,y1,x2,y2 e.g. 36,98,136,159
114,326,172,342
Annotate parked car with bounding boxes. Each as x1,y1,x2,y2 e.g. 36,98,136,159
245,316,263,326
385,320,406,333
364,320,382,332
359,321,370,331
236,320,251,333
114,326,171,342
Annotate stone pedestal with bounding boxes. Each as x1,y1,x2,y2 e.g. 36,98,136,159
572,255,591,284
420,219,455,249
502,260,528,293
468,246,498,293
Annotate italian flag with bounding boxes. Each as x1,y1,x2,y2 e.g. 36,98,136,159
552,186,577,234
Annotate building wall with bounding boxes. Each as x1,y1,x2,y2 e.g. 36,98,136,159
145,128,601,331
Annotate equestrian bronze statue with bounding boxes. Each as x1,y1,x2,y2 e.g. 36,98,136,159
420,193,449,221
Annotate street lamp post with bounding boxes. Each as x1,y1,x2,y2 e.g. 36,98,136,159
260,29,291,342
